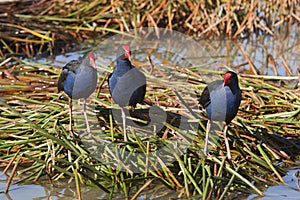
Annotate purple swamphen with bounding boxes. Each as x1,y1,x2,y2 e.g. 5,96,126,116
199,71,241,159
58,53,98,136
108,45,146,142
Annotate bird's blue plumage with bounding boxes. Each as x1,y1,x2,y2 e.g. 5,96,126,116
58,54,98,99
108,48,146,108
199,72,241,124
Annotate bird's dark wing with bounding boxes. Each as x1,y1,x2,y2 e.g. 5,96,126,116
64,60,81,72
107,72,112,83
57,70,67,92
199,80,223,108
199,86,210,108
57,60,80,93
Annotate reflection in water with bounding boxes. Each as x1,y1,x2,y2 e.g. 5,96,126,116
0,172,107,200
90,26,299,88
248,169,300,200
2,169,300,199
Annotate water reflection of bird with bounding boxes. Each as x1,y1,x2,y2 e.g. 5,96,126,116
108,45,146,142
199,71,241,159
58,53,98,136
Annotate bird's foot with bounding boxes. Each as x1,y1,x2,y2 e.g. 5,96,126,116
115,137,128,147
203,149,212,158
70,130,82,139
116,142,126,147
69,129,76,137
115,139,130,147
79,131,91,139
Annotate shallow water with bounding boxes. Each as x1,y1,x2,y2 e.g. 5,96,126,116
248,169,300,200
1,169,300,199
0,172,107,200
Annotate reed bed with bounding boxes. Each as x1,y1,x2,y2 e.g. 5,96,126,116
0,0,299,199
0,47,299,199
0,0,299,58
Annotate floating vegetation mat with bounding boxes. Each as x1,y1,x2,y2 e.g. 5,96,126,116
0,52,299,199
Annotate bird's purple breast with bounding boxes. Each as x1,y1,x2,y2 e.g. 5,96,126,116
206,84,241,124
109,67,146,107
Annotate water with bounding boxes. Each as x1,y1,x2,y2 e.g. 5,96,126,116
248,169,300,200
1,169,300,199
0,172,107,200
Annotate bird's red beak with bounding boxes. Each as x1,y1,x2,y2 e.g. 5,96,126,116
223,72,231,86
122,45,131,61
89,54,96,68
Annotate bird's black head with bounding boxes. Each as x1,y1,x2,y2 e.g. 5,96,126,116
223,71,238,87
117,45,131,61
